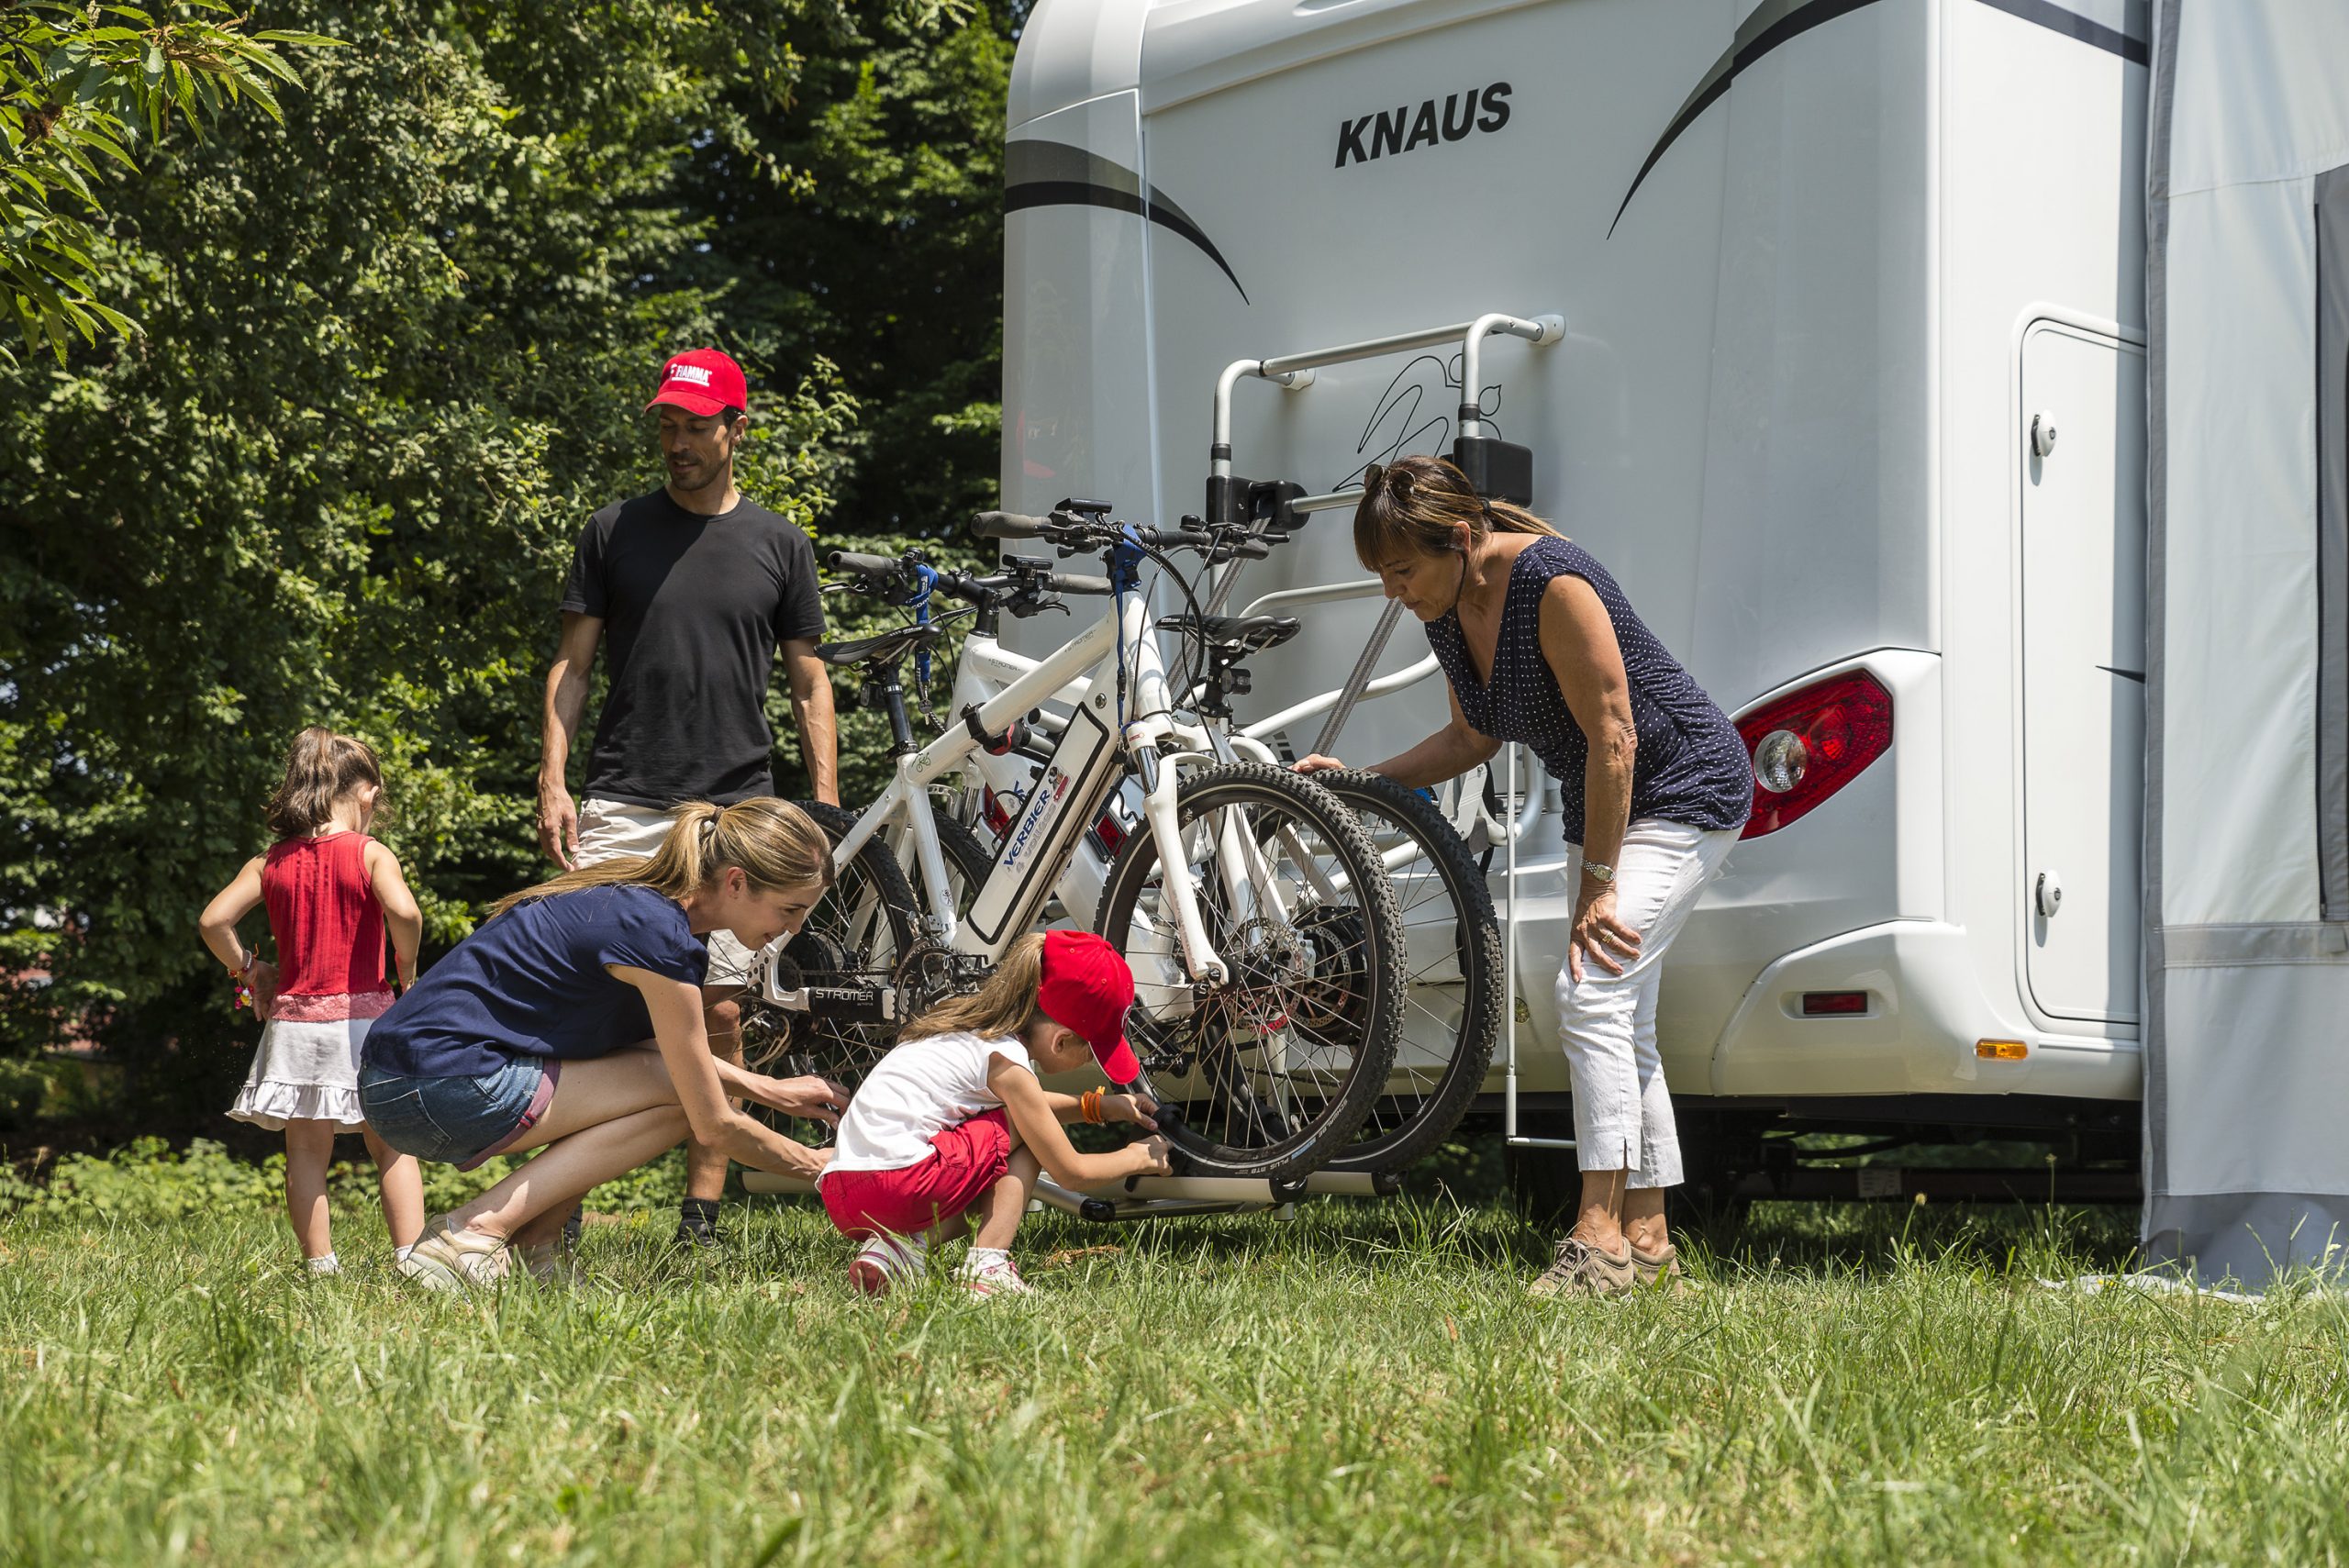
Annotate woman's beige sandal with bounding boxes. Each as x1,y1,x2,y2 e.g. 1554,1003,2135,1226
1527,1237,1637,1300
397,1214,511,1290
1628,1240,1694,1295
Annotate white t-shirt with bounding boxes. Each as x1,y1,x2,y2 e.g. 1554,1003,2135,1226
821,1030,1033,1177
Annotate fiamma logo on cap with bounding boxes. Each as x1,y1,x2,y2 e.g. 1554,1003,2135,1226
667,365,715,388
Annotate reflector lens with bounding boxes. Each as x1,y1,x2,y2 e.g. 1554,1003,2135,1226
1734,671,1895,839
1801,991,1869,1017
1976,1039,2029,1061
1754,730,1809,793
1091,810,1128,858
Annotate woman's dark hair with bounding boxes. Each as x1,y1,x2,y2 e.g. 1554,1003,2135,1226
264,728,384,841
1351,453,1558,569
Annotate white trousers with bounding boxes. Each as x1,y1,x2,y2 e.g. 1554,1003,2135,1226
1552,818,1739,1188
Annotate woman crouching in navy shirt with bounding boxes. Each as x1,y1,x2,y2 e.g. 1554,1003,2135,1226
1297,456,1751,1300
360,798,847,1288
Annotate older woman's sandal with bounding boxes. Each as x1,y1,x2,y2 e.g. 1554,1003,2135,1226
1527,1236,1637,1300
1628,1240,1694,1295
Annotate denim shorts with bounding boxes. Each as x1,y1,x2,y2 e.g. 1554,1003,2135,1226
358,1058,561,1170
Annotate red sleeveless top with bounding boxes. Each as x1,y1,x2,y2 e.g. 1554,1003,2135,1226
262,832,388,1008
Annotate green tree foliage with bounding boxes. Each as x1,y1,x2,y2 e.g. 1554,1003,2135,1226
0,1,339,363
688,0,1013,536
0,0,1015,1116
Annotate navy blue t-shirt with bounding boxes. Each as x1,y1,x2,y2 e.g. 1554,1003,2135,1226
364,884,709,1079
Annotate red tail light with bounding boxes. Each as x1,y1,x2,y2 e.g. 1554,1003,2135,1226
1735,671,1893,840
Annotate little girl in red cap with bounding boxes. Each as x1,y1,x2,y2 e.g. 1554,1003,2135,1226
819,929,1172,1297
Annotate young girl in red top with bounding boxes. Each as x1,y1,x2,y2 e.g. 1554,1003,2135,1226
820,930,1173,1297
198,728,426,1273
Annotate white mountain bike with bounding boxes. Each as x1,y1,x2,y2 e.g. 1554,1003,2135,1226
745,501,1408,1184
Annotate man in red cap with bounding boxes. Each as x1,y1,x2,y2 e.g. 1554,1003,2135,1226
537,347,838,1248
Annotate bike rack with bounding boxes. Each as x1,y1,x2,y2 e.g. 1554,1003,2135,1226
740,1165,1402,1221
1207,312,1576,1158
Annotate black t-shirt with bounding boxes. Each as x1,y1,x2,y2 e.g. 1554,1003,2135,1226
560,488,826,807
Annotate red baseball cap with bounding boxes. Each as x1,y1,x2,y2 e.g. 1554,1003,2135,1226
1037,929,1140,1084
645,348,748,418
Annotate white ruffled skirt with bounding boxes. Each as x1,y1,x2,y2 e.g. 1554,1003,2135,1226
227,991,394,1131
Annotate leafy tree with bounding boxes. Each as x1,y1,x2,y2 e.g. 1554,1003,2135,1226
686,0,1014,538
0,1,338,363
0,0,874,1108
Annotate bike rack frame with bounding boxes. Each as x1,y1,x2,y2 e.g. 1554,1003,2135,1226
741,1166,1402,1222
1208,311,1576,1157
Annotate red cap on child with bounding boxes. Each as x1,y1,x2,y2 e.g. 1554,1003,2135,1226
1037,929,1139,1084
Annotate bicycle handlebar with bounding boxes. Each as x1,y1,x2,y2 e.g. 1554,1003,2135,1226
1047,573,1114,596
971,511,1049,541
827,550,908,583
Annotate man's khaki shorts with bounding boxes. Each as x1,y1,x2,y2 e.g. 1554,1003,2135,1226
575,796,761,989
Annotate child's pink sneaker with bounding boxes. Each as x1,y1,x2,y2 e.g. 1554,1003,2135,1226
960,1251,1033,1298
847,1233,926,1296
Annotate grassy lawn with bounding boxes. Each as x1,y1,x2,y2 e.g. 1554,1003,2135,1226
2,1195,2344,1565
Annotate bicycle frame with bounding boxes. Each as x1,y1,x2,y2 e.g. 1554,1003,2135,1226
829,565,1262,984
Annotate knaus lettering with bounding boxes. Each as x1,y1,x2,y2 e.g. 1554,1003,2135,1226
1336,83,1511,170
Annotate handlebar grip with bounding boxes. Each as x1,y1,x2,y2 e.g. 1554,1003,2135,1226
1230,539,1272,561
972,510,1050,541
827,550,906,581
1049,573,1114,596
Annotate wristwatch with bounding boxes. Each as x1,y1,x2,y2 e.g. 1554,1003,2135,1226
1582,859,1616,885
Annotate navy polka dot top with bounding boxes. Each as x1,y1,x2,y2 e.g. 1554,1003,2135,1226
1425,535,1753,844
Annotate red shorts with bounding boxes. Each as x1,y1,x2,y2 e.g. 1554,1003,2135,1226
820,1108,1013,1239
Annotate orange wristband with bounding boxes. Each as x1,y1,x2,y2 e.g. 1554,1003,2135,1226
1081,1087,1107,1125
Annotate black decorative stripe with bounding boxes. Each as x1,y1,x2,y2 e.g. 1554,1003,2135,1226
1608,0,1881,239
1610,0,2149,239
2099,665,2148,684
1975,0,2149,65
1005,140,1248,302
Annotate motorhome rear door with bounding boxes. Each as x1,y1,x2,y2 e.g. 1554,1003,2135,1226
2020,320,2146,1024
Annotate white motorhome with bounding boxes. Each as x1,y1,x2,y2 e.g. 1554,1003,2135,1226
999,0,2154,1186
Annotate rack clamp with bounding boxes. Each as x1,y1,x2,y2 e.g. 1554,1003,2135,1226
1205,475,1307,531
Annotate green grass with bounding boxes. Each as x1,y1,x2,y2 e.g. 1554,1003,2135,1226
2,1196,2345,1565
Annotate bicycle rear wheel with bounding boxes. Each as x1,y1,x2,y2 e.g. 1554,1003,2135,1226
1311,771,1502,1174
739,800,921,1112
1095,762,1404,1184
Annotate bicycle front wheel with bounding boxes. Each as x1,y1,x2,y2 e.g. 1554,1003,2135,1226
1096,762,1405,1184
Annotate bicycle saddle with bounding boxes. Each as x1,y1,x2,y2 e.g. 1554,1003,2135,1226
1159,613,1301,654
814,621,949,668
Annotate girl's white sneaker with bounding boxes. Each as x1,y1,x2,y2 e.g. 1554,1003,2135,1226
847,1234,927,1297
960,1252,1033,1298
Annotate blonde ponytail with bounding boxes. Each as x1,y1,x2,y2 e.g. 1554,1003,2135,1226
487,797,832,919
900,933,1049,1042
